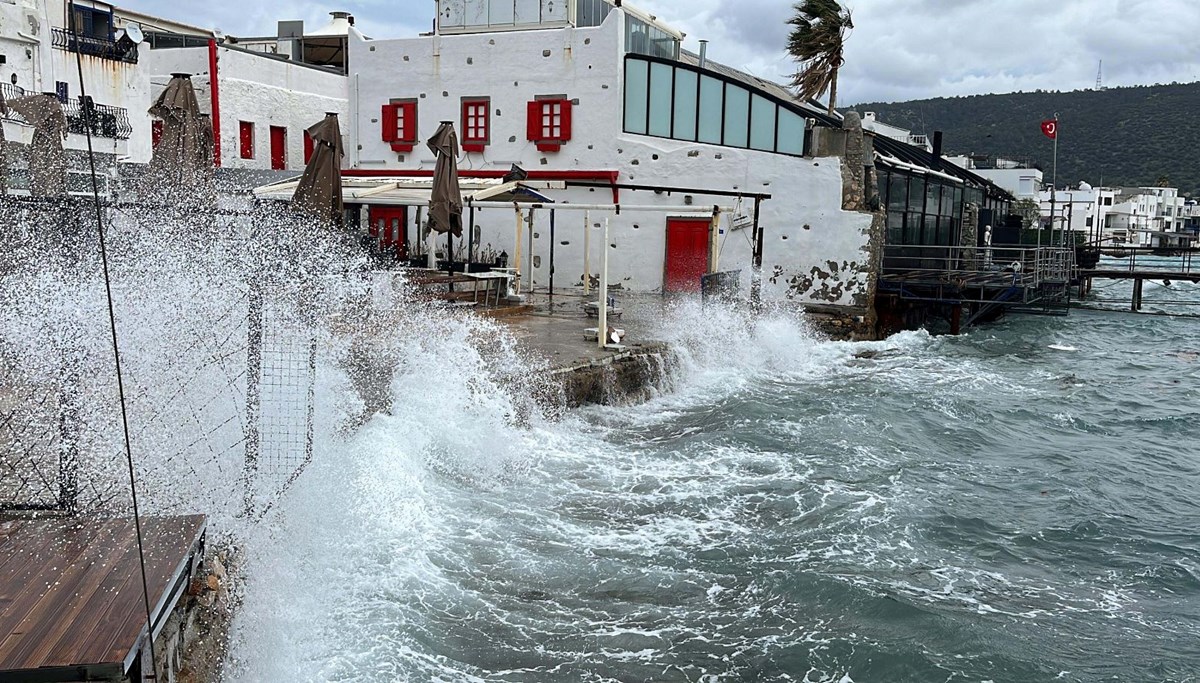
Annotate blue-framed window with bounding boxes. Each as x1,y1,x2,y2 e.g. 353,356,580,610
623,54,810,157
70,3,114,40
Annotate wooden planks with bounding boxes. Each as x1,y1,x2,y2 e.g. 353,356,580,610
0,515,205,678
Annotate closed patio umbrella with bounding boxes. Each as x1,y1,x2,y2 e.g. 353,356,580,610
427,121,463,238
0,89,8,195
8,93,68,197
147,73,209,192
292,113,344,227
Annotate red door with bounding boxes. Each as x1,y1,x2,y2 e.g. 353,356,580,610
664,218,710,292
269,126,287,170
369,206,408,260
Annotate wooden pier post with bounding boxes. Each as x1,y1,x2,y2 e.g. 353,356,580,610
1131,278,1143,312
950,304,962,335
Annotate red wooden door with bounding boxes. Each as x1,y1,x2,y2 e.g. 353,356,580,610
269,126,287,170
369,206,408,260
664,218,710,292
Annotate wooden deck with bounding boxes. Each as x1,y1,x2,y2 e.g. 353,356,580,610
0,514,206,681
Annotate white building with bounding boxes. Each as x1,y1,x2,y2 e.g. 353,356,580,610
946,155,1043,200
0,1,350,193
862,112,930,151
1035,183,1115,243
341,0,878,309
1100,186,1190,247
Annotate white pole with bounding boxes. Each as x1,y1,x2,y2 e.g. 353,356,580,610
514,206,523,295
583,210,591,296
709,208,721,272
527,208,535,293
598,216,609,349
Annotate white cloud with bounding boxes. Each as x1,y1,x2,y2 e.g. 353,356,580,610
120,0,1200,104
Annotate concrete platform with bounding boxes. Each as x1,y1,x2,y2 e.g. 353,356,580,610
502,290,675,406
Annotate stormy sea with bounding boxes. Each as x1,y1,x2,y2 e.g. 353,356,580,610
225,273,1200,682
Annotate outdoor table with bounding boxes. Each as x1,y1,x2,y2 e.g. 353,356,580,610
466,271,514,307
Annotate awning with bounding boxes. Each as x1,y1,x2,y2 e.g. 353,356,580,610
253,176,562,206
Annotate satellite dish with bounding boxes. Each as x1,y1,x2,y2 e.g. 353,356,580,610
123,23,144,44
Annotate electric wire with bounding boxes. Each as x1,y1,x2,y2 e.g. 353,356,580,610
68,13,160,676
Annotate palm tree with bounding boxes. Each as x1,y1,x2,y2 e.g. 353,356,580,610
787,0,853,116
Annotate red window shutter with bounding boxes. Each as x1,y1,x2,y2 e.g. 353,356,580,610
151,119,163,148
303,130,314,163
527,100,541,142
559,100,572,142
381,103,398,142
399,102,418,142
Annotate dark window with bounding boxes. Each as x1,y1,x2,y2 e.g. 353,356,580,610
55,81,69,102
70,3,113,40
239,121,254,159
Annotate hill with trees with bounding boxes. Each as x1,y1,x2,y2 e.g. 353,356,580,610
848,82,1200,198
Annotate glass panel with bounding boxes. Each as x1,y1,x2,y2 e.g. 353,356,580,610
887,211,904,244
925,181,940,219
952,187,963,218
723,85,749,148
924,214,938,246
908,176,926,212
648,62,673,137
624,59,648,134
626,15,648,56
776,109,806,155
489,0,515,25
902,213,920,244
697,75,723,144
888,171,908,211
749,95,775,152
672,69,698,141
514,0,542,24
940,183,955,216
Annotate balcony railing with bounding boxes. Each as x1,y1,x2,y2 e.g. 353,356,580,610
64,98,133,140
1,83,132,140
50,27,139,64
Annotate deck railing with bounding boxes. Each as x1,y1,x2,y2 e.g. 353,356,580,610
880,244,1075,305
50,27,139,64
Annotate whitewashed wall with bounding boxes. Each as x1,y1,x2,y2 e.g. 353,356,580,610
143,45,348,172
349,11,875,308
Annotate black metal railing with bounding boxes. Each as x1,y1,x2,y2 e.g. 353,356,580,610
50,26,139,64
2,83,132,140
63,97,133,140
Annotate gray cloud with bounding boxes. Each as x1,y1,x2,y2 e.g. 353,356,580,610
120,0,1200,104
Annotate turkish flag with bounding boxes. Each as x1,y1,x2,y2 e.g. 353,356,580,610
1041,119,1058,139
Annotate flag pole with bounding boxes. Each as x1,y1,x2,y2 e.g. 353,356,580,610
1051,112,1059,246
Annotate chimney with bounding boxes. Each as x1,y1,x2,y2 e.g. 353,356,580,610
698,39,708,69
932,131,943,161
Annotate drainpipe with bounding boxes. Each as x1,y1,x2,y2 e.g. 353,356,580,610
698,40,708,69
208,38,222,167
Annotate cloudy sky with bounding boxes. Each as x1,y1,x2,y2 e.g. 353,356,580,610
119,0,1200,104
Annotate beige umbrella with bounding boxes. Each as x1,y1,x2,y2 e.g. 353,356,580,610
292,113,344,227
147,73,208,191
8,93,68,197
427,121,463,238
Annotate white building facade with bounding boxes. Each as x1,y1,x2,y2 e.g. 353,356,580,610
345,0,878,308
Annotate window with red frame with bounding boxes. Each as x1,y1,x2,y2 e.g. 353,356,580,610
526,97,572,152
239,121,254,159
461,98,490,152
382,100,418,152
151,119,163,148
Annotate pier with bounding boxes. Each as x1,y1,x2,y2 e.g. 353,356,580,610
876,244,1075,334
1076,246,1200,312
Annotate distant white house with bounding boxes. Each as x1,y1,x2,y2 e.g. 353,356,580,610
1098,186,1192,248
945,155,1043,200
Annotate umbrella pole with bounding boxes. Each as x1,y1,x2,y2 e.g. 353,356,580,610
514,207,523,296
468,204,476,266
583,210,591,296
599,216,609,349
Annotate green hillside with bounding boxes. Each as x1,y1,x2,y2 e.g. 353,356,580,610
849,82,1200,198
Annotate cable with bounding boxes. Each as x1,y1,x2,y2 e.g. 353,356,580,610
68,13,159,677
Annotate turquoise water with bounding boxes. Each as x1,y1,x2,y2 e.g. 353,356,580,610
229,300,1200,682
